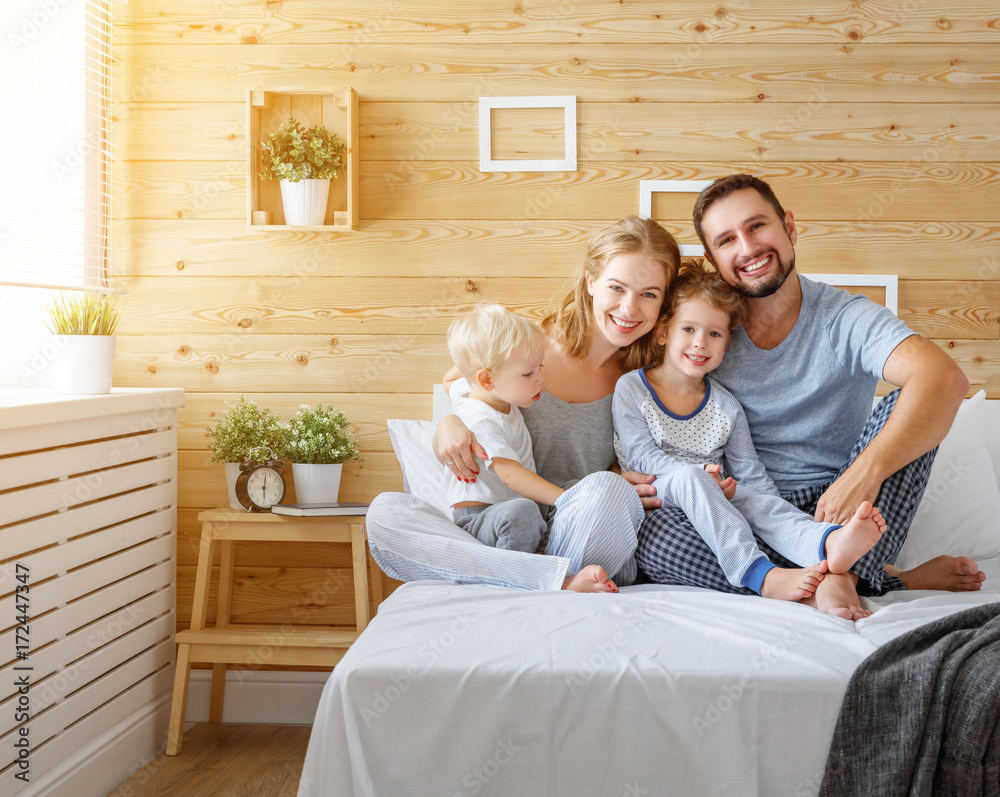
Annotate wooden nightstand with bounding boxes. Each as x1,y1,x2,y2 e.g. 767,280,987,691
166,508,382,756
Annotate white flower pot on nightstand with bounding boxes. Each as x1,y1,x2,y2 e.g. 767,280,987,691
292,463,343,504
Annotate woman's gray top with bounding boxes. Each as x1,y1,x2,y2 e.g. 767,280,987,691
521,391,617,492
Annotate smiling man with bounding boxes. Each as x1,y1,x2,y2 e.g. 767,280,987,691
636,173,984,619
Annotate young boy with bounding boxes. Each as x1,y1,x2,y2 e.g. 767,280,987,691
613,264,887,602
444,302,568,557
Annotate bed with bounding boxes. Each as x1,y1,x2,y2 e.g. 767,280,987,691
297,391,1000,797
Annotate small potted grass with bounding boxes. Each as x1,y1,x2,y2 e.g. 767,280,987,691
44,290,122,393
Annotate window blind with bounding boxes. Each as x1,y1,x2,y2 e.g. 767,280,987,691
0,0,113,291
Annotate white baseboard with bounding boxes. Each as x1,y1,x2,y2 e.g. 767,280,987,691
184,669,330,725
28,697,170,797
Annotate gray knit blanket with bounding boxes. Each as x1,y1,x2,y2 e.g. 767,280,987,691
821,602,1000,797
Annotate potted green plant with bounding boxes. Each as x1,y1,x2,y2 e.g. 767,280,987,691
259,116,348,226
279,404,365,503
44,290,122,394
206,396,287,509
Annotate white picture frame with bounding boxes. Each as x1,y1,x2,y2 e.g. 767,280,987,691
802,273,899,315
479,96,577,172
638,179,716,256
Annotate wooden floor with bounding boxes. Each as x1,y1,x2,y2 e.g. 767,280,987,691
106,723,311,797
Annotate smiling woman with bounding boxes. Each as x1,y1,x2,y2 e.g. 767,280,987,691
365,216,681,594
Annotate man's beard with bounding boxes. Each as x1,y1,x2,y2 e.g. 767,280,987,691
732,251,795,298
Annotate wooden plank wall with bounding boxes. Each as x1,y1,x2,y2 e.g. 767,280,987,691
111,2,1000,640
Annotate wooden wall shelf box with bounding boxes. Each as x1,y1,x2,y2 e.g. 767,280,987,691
247,88,360,231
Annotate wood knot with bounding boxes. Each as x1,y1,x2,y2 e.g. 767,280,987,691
176,261,185,270
212,24,224,33
177,345,191,356
295,353,310,365
847,27,861,41
465,279,480,294
329,337,339,348
755,93,766,102
693,22,707,33
148,365,157,374
238,317,253,328
206,360,220,374
715,6,726,18
242,32,258,44
936,17,951,30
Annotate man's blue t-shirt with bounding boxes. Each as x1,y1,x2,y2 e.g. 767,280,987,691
711,274,916,493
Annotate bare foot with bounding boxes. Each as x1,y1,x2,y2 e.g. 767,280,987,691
824,501,887,574
563,564,619,594
891,555,985,592
760,561,827,601
801,572,871,620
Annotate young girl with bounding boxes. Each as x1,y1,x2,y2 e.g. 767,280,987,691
613,263,887,602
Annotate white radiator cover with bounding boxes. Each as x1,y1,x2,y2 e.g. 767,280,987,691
0,388,184,797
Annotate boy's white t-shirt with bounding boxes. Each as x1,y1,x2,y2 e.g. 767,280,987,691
443,378,537,509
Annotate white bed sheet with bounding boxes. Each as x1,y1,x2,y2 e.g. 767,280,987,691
298,556,1000,797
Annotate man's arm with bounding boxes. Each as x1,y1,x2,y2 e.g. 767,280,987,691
814,335,969,523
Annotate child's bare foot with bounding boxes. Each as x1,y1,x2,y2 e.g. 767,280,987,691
824,501,886,574
889,555,985,591
760,561,827,601
563,565,619,594
801,572,870,620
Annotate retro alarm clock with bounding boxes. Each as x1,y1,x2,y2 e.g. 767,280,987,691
234,447,286,512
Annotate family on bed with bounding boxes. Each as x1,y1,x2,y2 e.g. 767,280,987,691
367,173,986,620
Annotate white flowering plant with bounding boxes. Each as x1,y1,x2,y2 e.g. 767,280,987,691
206,396,287,463
279,404,365,465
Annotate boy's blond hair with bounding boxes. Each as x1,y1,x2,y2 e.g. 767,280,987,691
448,302,546,380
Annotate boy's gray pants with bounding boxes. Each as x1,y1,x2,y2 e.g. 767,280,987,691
453,499,546,554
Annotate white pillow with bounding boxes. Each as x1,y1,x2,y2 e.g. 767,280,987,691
386,418,455,517
894,391,1000,569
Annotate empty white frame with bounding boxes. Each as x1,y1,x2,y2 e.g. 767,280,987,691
639,179,715,257
802,273,899,316
479,96,577,172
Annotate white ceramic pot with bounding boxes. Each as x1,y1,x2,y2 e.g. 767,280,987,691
54,335,116,394
279,178,331,225
292,462,343,504
224,462,243,509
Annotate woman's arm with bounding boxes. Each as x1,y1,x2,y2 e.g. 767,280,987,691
443,364,463,395
433,414,486,482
